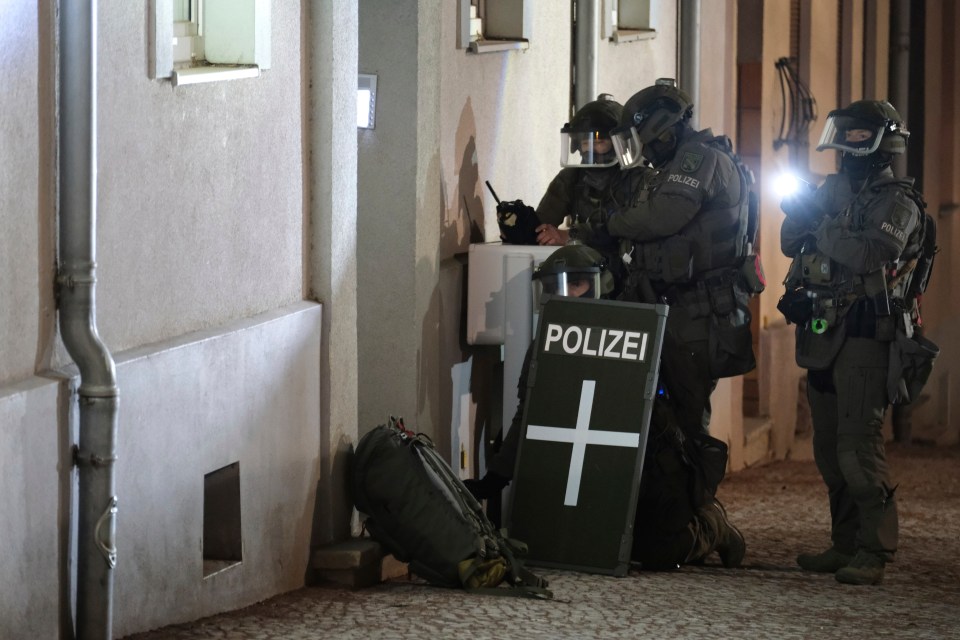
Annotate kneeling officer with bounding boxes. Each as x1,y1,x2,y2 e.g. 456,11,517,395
465,243,746,570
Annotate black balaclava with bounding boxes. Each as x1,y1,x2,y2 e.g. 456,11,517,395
841,151,892,183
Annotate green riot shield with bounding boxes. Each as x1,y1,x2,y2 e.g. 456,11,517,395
506,296,667,576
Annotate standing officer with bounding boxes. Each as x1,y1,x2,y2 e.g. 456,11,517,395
779,99,924,585
603,79,757,431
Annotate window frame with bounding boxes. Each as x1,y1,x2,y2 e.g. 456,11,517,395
458,0,531,54
151,0,271,85
604,0,657,44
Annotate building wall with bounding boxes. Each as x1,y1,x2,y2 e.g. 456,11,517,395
914,0,960,444
110,304,321,637
0,379,60,640
1,2,306,380
0,2,331,637
0,2,43,386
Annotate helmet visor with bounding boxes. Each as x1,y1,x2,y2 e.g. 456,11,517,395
534,270,602,300
816,114,885,155
560,131,618,168
611,125,645,168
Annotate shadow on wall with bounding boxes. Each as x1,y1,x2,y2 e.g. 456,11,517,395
434,97,498,470
448,97,486,254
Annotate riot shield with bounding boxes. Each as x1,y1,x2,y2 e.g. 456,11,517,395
506,296,667,576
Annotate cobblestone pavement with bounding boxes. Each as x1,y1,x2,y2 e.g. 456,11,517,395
124,443,960,639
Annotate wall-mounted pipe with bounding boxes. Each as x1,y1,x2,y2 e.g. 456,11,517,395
574,0,600,111
58,1,119,639
679,0,701,129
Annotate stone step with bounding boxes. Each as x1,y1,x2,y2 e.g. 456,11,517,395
311,538,409,588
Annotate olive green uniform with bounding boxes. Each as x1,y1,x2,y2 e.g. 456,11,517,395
537,165,644,296
780,167,923,562
605,128,752,428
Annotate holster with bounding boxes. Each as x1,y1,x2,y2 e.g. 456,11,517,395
887,330,940,405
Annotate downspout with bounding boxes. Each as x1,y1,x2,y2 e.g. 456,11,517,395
678,0,701,129
574,0,600,111
889,0,910,178
58,2,119,639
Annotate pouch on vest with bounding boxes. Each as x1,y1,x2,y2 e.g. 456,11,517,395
643,235,694,283
794,322,846,370
707,285,756,378
738,253,766,295
887,330,939,405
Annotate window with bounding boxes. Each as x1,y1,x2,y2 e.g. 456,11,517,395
151,0,271,85
458,0,531,53
605,0,657,43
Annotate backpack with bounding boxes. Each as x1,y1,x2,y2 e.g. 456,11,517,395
351,417,551,597
904,194,937,308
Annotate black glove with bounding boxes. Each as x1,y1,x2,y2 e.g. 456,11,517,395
779,184,821,225
463,471,510,500
777,288,813,325
497,200,541,245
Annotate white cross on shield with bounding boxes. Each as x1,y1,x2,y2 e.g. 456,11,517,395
526,380,640,507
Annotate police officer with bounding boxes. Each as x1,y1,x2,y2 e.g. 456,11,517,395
779,99,923,585
604,79,755,431
533,95,646,297
465,243,745,569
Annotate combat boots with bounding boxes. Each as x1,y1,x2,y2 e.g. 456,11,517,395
796,547,854,573
835,551,885,585
699,499,746,568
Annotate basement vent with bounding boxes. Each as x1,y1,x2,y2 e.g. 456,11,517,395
203,461,243,577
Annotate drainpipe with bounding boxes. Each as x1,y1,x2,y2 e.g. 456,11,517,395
889,0,910,178
58,2,119,639
678,0,701,129
574,0,600,111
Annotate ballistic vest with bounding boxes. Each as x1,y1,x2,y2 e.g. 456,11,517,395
630,132,750,288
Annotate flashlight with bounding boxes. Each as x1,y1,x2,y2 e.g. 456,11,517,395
773,172,813,198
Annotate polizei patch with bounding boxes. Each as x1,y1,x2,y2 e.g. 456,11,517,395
542,323,650,362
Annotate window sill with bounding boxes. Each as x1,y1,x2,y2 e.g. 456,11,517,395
172,64,261,87
467,39,529,54
611,29,656,44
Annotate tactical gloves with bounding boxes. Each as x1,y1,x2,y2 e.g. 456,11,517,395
780,186,822,226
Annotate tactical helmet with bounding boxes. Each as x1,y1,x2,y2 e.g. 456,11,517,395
560,95,624,168
611,79,694,168
816,99,909,156
533,243,614,299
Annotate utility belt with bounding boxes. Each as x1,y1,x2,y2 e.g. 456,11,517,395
660,266,743,319
778,285,909,341
781,252,904,336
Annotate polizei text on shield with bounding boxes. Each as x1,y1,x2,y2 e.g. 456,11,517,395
542,323,650,362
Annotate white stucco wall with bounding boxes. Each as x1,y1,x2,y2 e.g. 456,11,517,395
89,1,304,358
111,303,321,637
598,1,679,111
0,2,43,385
0,3,331,636
0,378,60,640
